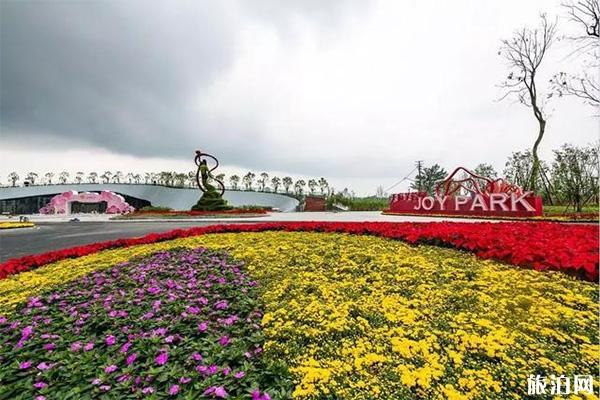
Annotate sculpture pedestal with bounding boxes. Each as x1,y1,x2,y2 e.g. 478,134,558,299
191,189,232,211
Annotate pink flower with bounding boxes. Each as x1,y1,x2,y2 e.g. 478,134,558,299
21,325,34,339
43,343,55,351
37,362,51,370
19,361,32,370
35,396,46,400
251,390,271,400
155,351,168,366
234,371,245,379
33,381,47,389
126,353,137,366
105,335,116,346
191,352,203,361
218,336,230,346
92,378,102,385
168,384,180,395
104,364,118,374
198,322,208,332
70,341,82,352
142,387,154,395
100,385,111,392
222,367,231,376
179,377,191,384
204,386,228,398
120,342,132,353
83,342,94,351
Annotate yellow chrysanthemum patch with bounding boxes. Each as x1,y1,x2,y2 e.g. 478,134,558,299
0,232,597,399
0,222,34,229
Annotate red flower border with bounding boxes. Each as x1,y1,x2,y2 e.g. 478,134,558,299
1,222,598,281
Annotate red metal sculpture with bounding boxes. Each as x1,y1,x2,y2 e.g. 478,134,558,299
435,167,524,197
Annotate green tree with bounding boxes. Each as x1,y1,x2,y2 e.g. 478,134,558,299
242,172,255,190
551,143,599,211
258,172,269,191
75,171,84,184
410,164,447,195
307,179,317,195
229,175,240,190
473,163,497,178
294,179,306,196
282,176,293,193
271,176,281,192
318,178,329,195
26,172,39,185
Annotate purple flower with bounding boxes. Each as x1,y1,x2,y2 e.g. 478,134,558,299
19,360,32,370
164,335,175,343
214,300,229,310
70,341,82,352
35,396,46,400
21,325,34,339
126,353,137,366
251,390,271,400
117,374,131,383
37,362,51,370
142,387,154,394
218,336,230,346
104,364,118,374
105,335,116,346
204,386,228,398
222,367,231,376
99,385,111,392
186,306,200,314
120,342,132,353
207,364,218,375
168,384,180,395
234,371,245,379
83,342,94,351
198,322,208,332
43,343,55,351
179,377,191,384
155,351,168,366
92,378,102,385
191,352,203,361
33,381,48,389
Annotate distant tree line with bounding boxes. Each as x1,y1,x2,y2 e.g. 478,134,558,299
3,170,331,198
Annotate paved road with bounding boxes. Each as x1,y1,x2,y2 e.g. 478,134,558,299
0,221,234,262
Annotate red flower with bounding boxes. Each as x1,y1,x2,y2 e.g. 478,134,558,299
0,222,597,282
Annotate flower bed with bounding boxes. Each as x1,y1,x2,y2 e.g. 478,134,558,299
0,232,597,399
0,247,284,399
0,221,597,281
0,222,35,230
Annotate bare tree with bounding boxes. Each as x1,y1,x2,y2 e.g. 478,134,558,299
8,172,19,187
498,14,557,191
550,1,599,111
88,172,98,184
59,171,70,184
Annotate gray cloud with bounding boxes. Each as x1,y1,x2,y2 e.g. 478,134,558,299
1,0,596,187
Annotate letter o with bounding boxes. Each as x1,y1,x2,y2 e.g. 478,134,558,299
421,197,435,211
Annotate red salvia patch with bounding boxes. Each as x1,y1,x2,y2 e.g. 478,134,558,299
1,222,597,281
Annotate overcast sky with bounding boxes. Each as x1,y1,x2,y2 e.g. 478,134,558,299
1,0,597,195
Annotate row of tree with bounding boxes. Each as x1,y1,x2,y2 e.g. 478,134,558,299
4,170,331,197
412,142,598,211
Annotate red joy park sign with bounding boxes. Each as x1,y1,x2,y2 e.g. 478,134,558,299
388,167,543,217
